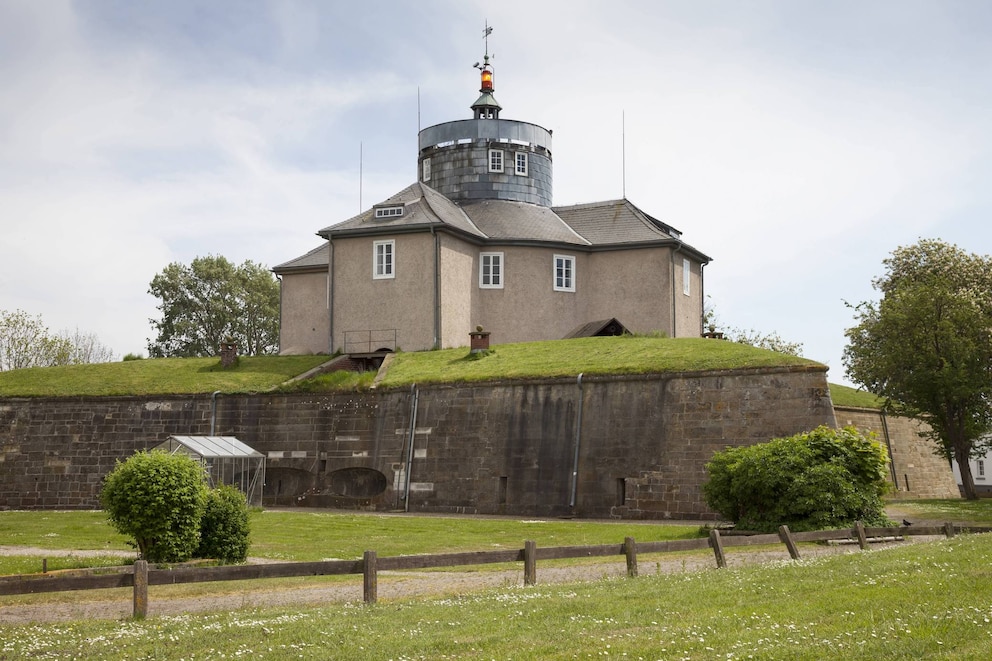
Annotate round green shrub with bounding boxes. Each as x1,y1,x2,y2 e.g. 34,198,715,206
100,450,208,562
196,484,251,563
702,425,891,533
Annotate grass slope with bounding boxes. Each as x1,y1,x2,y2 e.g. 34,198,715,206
378,336,819,388
0,355,329,397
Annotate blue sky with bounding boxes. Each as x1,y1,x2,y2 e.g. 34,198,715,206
2,1,990,386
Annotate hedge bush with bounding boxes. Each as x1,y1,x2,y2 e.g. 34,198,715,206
702,425,891,533
197,483,251,563
100,450,208,562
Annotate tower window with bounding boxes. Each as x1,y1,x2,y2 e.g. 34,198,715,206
514,152,528,176
480,252,503,289
488,149,504,173
373,240,395,279
422,158,431,182
554,254,575,292
683,258,691,296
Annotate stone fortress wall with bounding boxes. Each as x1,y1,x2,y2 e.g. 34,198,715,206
0,365,959,517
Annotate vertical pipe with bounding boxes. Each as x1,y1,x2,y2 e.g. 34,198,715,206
569,373,584,508
210,391,222,436
327,239,335,355
404,384,419,512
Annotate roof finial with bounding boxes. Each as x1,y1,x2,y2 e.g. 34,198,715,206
471,21,500,119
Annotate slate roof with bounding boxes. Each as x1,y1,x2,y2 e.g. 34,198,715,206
277,183,711,271
460,199,590,245
317,183,485,240
272,243,329,272
553,199,682,245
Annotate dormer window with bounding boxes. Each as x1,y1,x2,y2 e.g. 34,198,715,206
374,206,404,219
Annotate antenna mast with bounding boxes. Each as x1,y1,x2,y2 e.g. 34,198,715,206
622,111,626,199
359,141,363,213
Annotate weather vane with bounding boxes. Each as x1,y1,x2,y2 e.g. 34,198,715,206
473,20,494,70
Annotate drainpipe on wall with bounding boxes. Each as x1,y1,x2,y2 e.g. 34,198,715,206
698,262,706,337
210,391,222,436
880,411,899,488
431,226,441,349
569,373,585,509
403,383,419,512
671,240,684,338
327,239,335,355
275,274,283,354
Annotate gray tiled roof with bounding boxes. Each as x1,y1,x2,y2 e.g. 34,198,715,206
460,200,590,245
272,242,328,272
553,199,682,245
278,184,710,270
318,183,485,239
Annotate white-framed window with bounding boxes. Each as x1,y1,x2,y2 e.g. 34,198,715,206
422,158,431,182
554,254,575,292
682,258,691,296
375,206,403,219
489,149,504,173
514,151,528,176
480,252,503,289
979,459,986,479
373,240,395,279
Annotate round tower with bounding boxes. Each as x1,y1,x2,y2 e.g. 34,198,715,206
418,47,553,207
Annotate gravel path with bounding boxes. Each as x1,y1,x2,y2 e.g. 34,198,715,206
0,536,933,625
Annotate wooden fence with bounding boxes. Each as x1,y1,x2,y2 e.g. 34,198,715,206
2,522,990,618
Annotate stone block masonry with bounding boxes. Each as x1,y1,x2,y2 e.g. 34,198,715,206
0,365,958,518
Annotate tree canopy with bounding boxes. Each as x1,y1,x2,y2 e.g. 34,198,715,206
147,255,280,357
0,309,115,371
843,239,992,499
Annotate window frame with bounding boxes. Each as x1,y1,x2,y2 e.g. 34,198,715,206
514,151,528,176
978,459,986,479
479,252,504,289
488,148,504,173
421,158,431,182
374,206,404,219
373,239,395,280
553,254,576,292
682,258,691,296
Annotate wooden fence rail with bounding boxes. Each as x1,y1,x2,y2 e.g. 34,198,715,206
2,522,990,618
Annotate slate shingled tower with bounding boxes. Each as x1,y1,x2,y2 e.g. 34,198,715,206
417,42,553,207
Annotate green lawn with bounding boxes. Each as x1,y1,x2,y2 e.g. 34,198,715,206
889,498,992,523
378,336,819,388
829,382,885,409
0,355,330,397
1,532,990,659
0,509,703,575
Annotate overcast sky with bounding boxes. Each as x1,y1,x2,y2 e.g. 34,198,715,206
2,1,990,386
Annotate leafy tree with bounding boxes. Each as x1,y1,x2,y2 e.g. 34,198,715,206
197,484,251,563
703,298,804,356
703,426,890,533
0,309,115,370
101,450,208,562
147,255,279,357
843,239,992,499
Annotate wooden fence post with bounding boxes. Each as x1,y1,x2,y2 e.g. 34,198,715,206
363,550,377,604
624,537,638,578
524,540,537,586
944,522,956,538
132,559,148,619
709,529,726,569
778,525,801,561
854,521,869,550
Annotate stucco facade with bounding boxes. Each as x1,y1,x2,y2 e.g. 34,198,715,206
274,53,710,355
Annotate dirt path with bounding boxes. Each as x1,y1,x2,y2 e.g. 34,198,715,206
0,537,935,625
